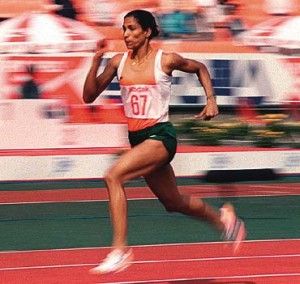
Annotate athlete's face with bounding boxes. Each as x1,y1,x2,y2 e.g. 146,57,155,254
122,16,151,50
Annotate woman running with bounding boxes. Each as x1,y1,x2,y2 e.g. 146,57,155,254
83,9,246,274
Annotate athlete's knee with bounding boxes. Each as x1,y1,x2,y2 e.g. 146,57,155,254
104,169,124,187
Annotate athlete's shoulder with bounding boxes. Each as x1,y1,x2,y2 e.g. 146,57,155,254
161,51,184,73
162,51,184,62
109,53,126,69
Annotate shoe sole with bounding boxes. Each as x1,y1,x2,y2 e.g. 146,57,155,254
233,220,247,253
221,204,247,254
89,251,133,275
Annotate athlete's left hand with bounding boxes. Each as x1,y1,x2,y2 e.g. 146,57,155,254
195,97,219,121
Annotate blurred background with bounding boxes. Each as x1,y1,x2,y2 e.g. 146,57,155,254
0,0,299,181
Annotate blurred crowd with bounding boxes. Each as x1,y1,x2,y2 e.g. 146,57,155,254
0,0,299,42
52,0,299,41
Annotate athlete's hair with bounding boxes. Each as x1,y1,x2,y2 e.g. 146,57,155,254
124,10,159,39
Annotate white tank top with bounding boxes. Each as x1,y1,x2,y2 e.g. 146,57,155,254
117,49,172,131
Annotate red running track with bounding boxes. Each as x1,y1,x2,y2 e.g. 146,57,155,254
0,145,294,156
1,183,300,204
0,240,299,284
1,183,299,283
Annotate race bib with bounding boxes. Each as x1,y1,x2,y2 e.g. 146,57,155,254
121,85,164,119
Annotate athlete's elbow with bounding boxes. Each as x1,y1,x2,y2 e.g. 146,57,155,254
83,92,95,104
199,63,210,76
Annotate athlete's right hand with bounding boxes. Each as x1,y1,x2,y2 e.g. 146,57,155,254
93,39,109,64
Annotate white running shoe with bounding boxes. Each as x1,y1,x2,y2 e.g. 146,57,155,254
90,249,133,274
220,203,246,252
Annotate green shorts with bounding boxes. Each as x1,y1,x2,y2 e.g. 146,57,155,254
128,122,177,163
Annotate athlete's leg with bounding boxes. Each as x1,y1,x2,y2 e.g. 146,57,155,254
144,164,224,231
104,139,170,250
144,164,246,251
90,139,171,274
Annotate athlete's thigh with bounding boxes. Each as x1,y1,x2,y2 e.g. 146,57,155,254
144,164,182,203
109,139,170,181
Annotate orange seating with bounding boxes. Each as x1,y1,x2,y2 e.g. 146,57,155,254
0,0,49,18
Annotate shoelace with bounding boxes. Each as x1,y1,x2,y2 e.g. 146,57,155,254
226,218,241,241
101,251,124,266
221,208,238,241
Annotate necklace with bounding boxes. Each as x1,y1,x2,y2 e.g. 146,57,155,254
131,48,153,66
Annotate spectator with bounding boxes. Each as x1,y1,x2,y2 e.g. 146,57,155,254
54,0,77,19
159,10,197,38
20,65,41,99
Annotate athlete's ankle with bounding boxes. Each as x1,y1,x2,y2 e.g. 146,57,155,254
112,244,129,252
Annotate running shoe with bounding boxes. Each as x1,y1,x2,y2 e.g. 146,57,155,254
220,203,246,252
90,249,133,274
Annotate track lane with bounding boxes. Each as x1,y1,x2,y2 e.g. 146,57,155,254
0,240,299,284
1,183,300,205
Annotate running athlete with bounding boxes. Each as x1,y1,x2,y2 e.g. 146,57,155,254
83,9,246,274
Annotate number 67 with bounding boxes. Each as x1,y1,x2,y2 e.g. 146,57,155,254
130,94,147,115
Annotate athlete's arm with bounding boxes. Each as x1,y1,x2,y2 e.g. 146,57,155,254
83,41,122,103
162,52,218,120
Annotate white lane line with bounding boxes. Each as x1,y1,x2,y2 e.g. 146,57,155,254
1,253,299,271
